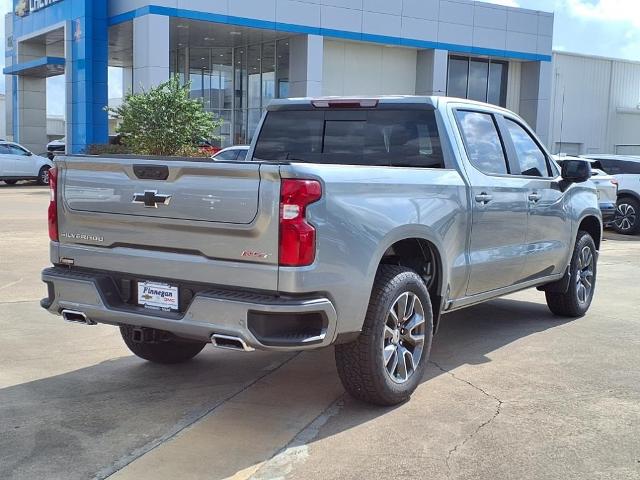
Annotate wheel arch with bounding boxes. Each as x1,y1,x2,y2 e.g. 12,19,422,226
367,226,449,332
617,190,640,202
578,215,602,250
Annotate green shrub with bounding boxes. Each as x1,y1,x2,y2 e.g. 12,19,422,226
108,75,221,156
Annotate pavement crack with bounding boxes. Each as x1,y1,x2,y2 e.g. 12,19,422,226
430,361,503,478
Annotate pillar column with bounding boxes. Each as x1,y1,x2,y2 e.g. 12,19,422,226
133,15,170,92
66,1,109,154
17,76,47,152
520,61,552,146
415,49,448,96
289,35,324,97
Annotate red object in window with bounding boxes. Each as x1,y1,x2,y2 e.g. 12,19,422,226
48,167,58,241
279,179,322,266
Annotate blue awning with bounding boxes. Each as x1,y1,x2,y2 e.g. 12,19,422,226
3,56,65,78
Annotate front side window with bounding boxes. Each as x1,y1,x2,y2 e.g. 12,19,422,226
456,110,508,175
254,109,444,168
504,119,550,177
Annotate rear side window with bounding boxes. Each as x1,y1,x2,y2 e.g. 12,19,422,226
598,159,640,175
253,109,444,168
455,110,508,175
504,119,550,177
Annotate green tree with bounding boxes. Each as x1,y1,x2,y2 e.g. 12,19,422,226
109,75,221,156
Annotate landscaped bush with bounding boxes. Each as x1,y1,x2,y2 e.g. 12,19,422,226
108,75,221,156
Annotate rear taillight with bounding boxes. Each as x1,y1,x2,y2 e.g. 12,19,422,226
48,167,58,241
279,179,322,267
610,178,619,189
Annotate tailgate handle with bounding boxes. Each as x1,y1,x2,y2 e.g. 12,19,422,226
133,165,169,181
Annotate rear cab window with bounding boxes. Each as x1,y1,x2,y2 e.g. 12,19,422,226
503,118,551,177
253,108,445,168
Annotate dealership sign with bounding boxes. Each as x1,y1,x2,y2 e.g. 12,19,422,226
15,0,63,17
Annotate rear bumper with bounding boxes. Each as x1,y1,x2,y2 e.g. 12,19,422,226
41,267,337,351
599,202,616,224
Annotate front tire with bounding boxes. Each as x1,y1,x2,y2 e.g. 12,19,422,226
120,326,206,364
613,197,640,235
335,265,434,406
545,231,597,317
37,166,51,186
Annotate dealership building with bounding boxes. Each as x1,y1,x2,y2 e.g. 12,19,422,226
4,0,556,154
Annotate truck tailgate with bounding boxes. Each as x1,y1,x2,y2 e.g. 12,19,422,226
55,156,281,291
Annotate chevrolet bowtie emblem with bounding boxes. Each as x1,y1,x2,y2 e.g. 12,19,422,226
132,190,172,208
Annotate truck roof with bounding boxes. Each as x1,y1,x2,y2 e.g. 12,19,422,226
266,96,514,115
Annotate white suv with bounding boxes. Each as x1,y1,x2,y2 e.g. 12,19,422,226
0,142,53,186
583,155,640,235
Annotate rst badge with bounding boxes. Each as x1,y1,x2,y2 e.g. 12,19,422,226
241,250,270,260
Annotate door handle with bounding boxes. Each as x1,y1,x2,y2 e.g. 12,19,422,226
475,193,493,204
528,192,542,203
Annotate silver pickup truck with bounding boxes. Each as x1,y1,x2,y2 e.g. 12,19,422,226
41,97,601,406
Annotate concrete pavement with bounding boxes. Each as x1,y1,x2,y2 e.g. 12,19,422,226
1,183,639,480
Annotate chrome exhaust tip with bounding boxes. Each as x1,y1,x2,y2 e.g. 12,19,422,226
211,334,255,352
61,309,97,326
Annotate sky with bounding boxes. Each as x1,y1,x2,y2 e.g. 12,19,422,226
0,0,639,116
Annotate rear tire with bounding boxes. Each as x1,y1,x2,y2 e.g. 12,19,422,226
37,166,51,186
120,326,206,364
335,265,434,406
545,231,597,317
613,197,640,235
4,180,18,185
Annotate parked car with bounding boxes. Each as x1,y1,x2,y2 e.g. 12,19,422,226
582,154,640,235
197,140,221,157
47,135,123,159
41,97,601,406
46,138,65,159
212,145,250,161
554,155,618,225
0,141,53,185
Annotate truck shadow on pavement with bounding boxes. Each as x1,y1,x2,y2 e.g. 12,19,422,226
0,297,577,480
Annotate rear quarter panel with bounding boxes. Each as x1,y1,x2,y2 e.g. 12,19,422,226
277,163,470,336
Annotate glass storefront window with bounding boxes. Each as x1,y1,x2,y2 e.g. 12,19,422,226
447,55,508,107
488,62,508,107
468,60,489,102
447,57,468,99
170,24,291,147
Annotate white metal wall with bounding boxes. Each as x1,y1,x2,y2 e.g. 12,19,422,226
550,52,640,154
322,40,417,96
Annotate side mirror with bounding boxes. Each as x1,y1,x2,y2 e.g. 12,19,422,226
561,159,591,184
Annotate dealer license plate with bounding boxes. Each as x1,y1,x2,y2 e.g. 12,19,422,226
137,281,179,311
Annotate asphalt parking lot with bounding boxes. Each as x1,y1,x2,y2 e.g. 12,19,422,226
1,182,639,480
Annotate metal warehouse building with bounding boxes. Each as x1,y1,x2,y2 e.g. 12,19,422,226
550,51,640,156
3,0,554,154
